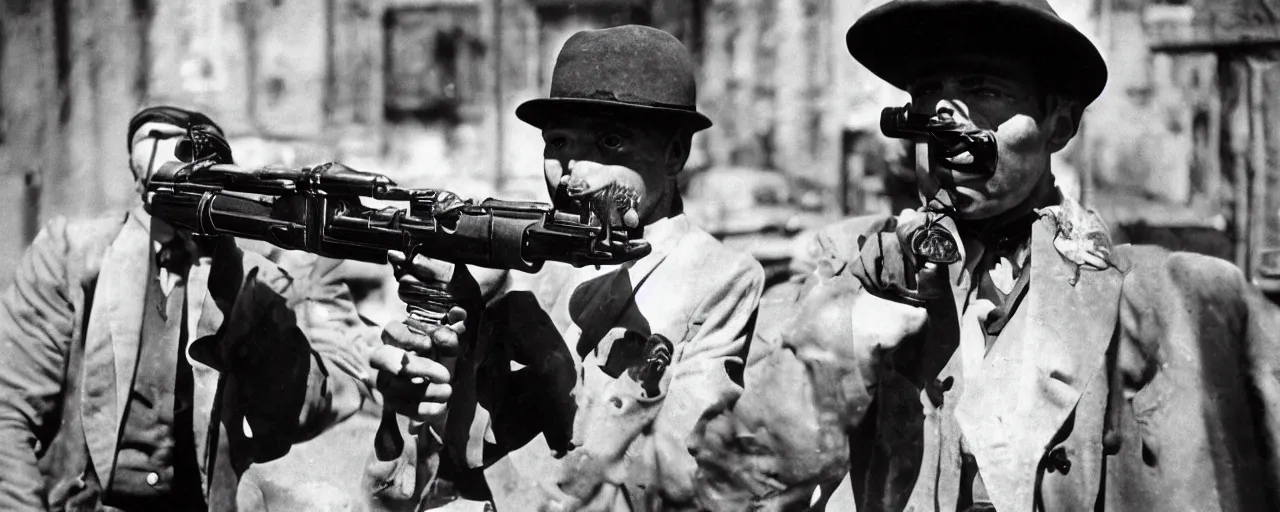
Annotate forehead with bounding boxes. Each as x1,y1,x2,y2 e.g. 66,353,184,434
542,108,659,133
905,54,1039,90
130,121,187,148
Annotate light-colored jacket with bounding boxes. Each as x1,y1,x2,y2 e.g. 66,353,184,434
0,207,372,511
691,214,1280,511
372,213,764,512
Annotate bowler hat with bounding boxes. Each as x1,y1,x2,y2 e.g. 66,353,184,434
516,25,712,132
847,0,1108,106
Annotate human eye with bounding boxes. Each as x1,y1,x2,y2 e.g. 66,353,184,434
911,81,942,99
599,132,626,150
973,86,1004,98
544,134,568,151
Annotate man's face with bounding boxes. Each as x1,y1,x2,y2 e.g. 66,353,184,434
129,121,188,190
907,55,1074,219
541,111,682,224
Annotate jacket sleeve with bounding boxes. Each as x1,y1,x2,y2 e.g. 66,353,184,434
0,219,76,511
195,249,376,461
1240,263,1280,506
650,255,765,502
689,215,919,511
277,255,378,438
549,255,765,508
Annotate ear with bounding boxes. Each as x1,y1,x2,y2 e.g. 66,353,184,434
1044,97,1080,154
664,130,691,176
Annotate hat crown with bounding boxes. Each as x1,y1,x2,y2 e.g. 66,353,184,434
846,0,1108,105
548,25,698,110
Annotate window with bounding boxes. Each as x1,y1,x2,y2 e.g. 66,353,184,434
383,5,485,123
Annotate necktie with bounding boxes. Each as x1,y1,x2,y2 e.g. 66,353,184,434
158,238,193,274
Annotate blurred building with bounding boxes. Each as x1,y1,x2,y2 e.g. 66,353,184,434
1,0,1276,292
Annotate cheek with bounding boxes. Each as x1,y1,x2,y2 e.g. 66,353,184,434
543,159,564,190
991,115,1049,189
132,139,183,177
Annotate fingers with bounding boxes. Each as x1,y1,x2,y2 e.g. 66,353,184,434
388,251,456,283
379,373,451,422
562,160,644,229
914,262,950,300
561,160,623,196
382,321,461,356
368,345,451,384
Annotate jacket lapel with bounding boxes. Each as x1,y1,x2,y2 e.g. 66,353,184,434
185,254,224,495
81,210,152,484
953,218,1122,512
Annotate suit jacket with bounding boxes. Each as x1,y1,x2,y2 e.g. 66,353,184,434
690,214,1280,512
0,208,372,511
371,214,764,512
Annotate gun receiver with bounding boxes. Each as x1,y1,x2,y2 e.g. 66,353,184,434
145,161,652,272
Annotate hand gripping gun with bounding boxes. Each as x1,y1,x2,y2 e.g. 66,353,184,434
143,160,653,462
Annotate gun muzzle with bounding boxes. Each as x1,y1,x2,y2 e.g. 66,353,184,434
880,104,998,176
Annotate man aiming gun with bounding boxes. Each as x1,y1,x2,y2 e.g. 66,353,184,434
0,106,375,511
367,25,765,512
688,1,1280,511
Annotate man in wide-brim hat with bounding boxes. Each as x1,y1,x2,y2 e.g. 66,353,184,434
688,0,1280,511
369,24,763,512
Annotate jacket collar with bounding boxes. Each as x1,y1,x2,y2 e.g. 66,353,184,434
951,216,1123,512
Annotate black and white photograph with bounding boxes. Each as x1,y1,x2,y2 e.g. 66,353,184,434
1,0,1279,510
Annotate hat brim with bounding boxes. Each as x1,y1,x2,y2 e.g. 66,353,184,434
847,1,1108,106
516,98,713,133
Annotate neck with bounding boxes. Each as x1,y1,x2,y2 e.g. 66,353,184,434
642,183,683,226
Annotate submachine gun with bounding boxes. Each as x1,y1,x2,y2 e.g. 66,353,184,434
144,158,652,462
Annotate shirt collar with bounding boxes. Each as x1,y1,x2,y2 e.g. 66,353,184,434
637,213,690,254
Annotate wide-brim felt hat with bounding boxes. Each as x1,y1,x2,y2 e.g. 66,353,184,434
517,25,712,133
847,0,1108,106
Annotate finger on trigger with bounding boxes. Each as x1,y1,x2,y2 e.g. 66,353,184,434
382,322,433,353
399,354,451,383
415,402,448,420
369,345,409,375
423,382,452,402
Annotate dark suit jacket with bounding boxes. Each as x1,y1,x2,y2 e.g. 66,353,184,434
0,208,373,511
691,214,1280,512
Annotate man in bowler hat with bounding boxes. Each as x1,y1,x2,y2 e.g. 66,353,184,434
0,106,374,511
366,25,764,512
688,0,1280,511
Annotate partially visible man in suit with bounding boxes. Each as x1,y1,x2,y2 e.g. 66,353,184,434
366,25,765,512
0,106,374,511
688,1,1280,511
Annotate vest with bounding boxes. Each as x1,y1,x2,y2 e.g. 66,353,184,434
101,257,205,511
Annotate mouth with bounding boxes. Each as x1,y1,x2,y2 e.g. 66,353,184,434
935,157,988,185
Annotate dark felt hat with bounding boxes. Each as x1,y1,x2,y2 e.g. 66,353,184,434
127,105,225,152
516,25,712,132
847,0,1108,106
